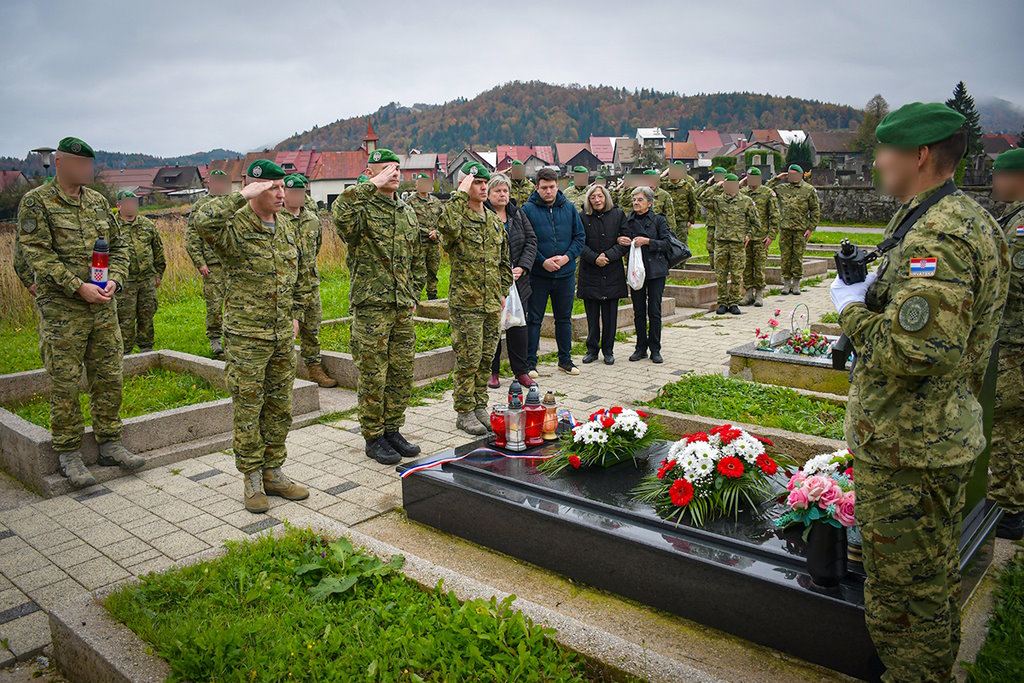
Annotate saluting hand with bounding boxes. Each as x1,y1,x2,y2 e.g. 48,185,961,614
457,173,476,194
370,163,401,189
241,181,275,200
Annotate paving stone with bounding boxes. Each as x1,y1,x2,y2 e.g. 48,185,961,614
0,587,28,613
101,537,156,563
126,518,179,542
1,609,48,658
21,576,86,612
65,555,130,590
126,555,176,578
147,531,210,560
10,563,69,594
197,525,248,547
0,541,49,578
175,513,223,535
319,500,379,526
150,501,202,524
48,543,102,570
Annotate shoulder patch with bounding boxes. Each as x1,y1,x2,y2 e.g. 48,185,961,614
898,295,931,333
1012,249,1024,271
20,218,37,234
24,196,35,208
909,257,937,278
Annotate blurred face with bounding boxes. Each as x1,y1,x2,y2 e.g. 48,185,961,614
510,164,525,180
644,175,660,188
632,193,651,214
669,166,685,180
537,178,559,204
488,182,509,208
54,152,95,186
208,175,231,195
573,172,588,187
415,177,433,194
724,180,740,196
594,177,607,187
117,197,139,220
787,169,802,183
247,177,285,214
468,177,488,204
367,162,400,192
283,187,306,210
747,173,762,188
589,189,606,212
713,172,725,183
873,145,921,199
992,171,1024,202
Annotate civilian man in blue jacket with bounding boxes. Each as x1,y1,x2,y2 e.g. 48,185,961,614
521,167,586,375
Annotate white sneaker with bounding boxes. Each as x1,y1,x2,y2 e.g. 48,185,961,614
528,369,539,379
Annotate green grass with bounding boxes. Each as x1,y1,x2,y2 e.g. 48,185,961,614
819,311,840,324
410,375,455,406
5,367,227,429
320,321,452,354
106,527,591,683
668,277,713,287
809,231,882,246
964,551,1024,682
641,372,846,440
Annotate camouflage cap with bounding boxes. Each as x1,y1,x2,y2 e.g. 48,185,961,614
57,137,94,158
747,167,762,176
993,148,1024,172
724,173,739,181
283,174,307,189
875,102,965,148
461,161,491,180
573,165,588,174
247,159,287,179
209,169,228,177
367,148,401,165
116,190,137,200
788,164,803,173
712,166,727,174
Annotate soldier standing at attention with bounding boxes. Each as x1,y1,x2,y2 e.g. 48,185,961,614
194,159,314,513
696,166,728,269
113,191,165,354
739,168,780,307
332,149,423,465
661,161,698,245
187,168,231,356
440,163,513,435
987,147,1024,540
18,137,144,488
508,161,534,206
279,174,336,388
563,166,590,211
768,163,820,295
699,173,759,315
407,173,443,300
830,103,1009,682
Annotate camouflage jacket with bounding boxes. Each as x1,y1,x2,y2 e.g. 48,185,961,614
998,200,1024,346
192,192,314,340
331,182,422,310
509,179,535,207
662,179,698,226
742,185,781,242
186,194,222,268
698,186,760,242
277,204,322,289
695,182,717,229
438,191,513,314
13,233,33,288
841,185,1010,469
406,193,443,244
767,177,821,232
116,214,165,282
17,182,129,302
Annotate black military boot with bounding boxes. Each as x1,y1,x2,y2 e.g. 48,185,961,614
997,511,1024,540
366,437,401,465
385,432,421,458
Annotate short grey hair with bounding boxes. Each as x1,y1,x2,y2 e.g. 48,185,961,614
631,186,655,203
487,172,510,192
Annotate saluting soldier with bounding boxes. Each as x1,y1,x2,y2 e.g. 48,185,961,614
830,103,1009,682
739,168,780,307
562,166,590,211
407,173,444,300
186,168,231,356
768,163,821,294
508,160,534,206
661,161,698,245
640,169,677,237
193,159,314,513
696,166,728,269
113,190,165,354
18,137,144,488
332,149,423,465
699,173,759,315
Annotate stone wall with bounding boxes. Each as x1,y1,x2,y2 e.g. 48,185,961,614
816,186,1006,224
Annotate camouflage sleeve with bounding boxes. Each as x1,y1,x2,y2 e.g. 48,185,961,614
437,190,469,250
192,192,247,260
185,202,207,269
808,187,821,230
767,194,781,241
408,207,426,297
766,176,782,190
13,235,34,289
841,231,976,377
697,185,722,209
331,181,375,246
104,199,130,289
747,199,761,237
151,220,166,277
18,196,85,296
292,233,316,322
662,194,677,232
686,184,698,224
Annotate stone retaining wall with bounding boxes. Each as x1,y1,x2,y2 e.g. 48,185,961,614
817,186,1005,224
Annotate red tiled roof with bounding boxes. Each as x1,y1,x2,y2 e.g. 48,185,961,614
438,153,448,174
589,136,615,163
0,170,26,191
274,150,321,177
96,167,161,189
749,129,783,144
311,151,368,180
664,141,698,160
555,142,589,165
687,130,722,153
496,145,554,164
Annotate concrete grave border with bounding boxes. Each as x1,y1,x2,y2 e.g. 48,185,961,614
671,256,829,286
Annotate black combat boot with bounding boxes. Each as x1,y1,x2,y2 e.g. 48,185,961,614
366,437,401,465
997,511,1024,540
385,432,421,458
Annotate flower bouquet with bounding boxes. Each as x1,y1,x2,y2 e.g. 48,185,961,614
778,329,831,357
753,308,782,351
538,406,666,476
631,424,795,526
774,448,856,537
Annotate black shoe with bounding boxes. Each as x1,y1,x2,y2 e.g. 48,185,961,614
582,351,599,364
629,349,647,362
603,354,615,365
365,437,401,465
385,431,421,458
427,293,438,300
650,352,664,364
729,305,741,315
558,362,580,376
716,305,727,315
997,511,1024,540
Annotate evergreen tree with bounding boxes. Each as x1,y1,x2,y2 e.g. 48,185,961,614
785,139,814,169
944,81,983,156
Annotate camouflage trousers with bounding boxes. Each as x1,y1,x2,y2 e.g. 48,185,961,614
450,308,501,413
779,229,808,280
202,264,225,341
298,285,322,367
705,221,716,270
988,345,1024,513
742,239,769,290
714,240,745,307
116,277,158,352
31,298,47,368
223,332,295,474
351,306,415,440
857,460,973,683
422,239,441,298
673,221,690,250
38,297,124,452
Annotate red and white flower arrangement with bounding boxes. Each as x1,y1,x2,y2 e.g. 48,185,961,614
632,424,795,526
538,406,666,476
775,448,856,537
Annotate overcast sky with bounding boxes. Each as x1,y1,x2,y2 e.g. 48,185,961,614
1,0,1020,158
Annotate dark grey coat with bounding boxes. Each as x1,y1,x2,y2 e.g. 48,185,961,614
623,209,672,280
486,200,537,300
577,206,629,300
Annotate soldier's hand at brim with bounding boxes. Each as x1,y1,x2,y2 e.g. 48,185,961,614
370,164,400,189
457,173,476,194
241,181,275,200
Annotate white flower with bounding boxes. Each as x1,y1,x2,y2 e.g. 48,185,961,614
722,433,765,465
802,450,848,476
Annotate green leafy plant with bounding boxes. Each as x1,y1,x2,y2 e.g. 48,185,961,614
964,552,1024,682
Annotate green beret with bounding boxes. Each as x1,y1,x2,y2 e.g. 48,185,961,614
747,167,761,176
247,159,286,179
788,164,803,173
642,169,659,176
724,173,739,181
712,166,727,174
875,102,966,148
511,160,524,166
357,174,370,184
57,137,94,158
993,148,1024,172
596,174,605,180
414,173,431,180
283,174,306,189
461,161,490,181
368,148,401,165
573,166,588,174
672,161,686,166
209,169,228,177
116,190,137,201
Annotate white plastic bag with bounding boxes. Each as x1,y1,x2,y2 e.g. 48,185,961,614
627,242,646,291
501,283,526,330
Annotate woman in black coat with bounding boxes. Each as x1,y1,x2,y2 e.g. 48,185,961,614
622,186,671,364
577,185,628,365
485,173,538,388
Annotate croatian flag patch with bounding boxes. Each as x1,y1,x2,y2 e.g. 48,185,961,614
909,257,937,278
1016,224,1024,237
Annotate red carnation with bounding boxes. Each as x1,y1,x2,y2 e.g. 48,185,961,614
669,478,694,507
685,431,709,444
568,455,581,469
753,435,774,447
636,410,649,418
718,427,742,445
717,456,744,478
600,416,615,429
756,453,778,476
657,459,677,480
710,424,730,435
844,467,854,479
609,406,623,415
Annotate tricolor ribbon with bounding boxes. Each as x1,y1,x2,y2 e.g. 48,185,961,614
400,446,558,479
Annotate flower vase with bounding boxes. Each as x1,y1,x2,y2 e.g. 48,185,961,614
846,525,863,565
806,522,847,588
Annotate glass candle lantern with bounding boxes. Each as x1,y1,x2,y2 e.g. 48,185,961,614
505,395,526,452
490,405,507,448
542,391,558,441
523,385,545,448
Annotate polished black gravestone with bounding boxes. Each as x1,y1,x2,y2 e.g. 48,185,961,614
398,441,999,682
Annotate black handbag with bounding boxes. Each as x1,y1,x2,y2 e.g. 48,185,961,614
665,232,691,268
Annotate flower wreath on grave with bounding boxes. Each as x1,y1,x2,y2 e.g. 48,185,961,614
538,406,666,476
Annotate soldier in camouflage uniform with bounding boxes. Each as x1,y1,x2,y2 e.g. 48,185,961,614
332,149,424,465
661,161,698,245
508,161,535,206
699,174,759,315
696,166,728,269
113,191,165,354
831,103,1010,683
562,166,590,211
440,162,513,435
193,159,314,513
987,147,1024,540
187,168,231,355
18,137,144,488
407,173,443,299
739,168,780,307
768,164,821,294
278,174,336,388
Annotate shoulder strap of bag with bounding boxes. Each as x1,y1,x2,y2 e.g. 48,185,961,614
871,179,958,258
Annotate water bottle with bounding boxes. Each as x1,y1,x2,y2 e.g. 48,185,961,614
91,236,109,286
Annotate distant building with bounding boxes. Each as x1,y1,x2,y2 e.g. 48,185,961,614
309,151,369,207
982,133,1018,162
588,136,616,165
747,129,784,146
153,166,204,199
96,167,162,201
663,141,699,168
0,170,28,192
807,131,864,176
557,144,603,173
495,145,555,166
446,148,495,185
612,137,637,172
686,130,723,161
398,152,441,181
777,130,808,146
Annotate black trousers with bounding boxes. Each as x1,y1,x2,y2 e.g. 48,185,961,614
491,324,529,376
631,277,665,353
583,298,618,356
